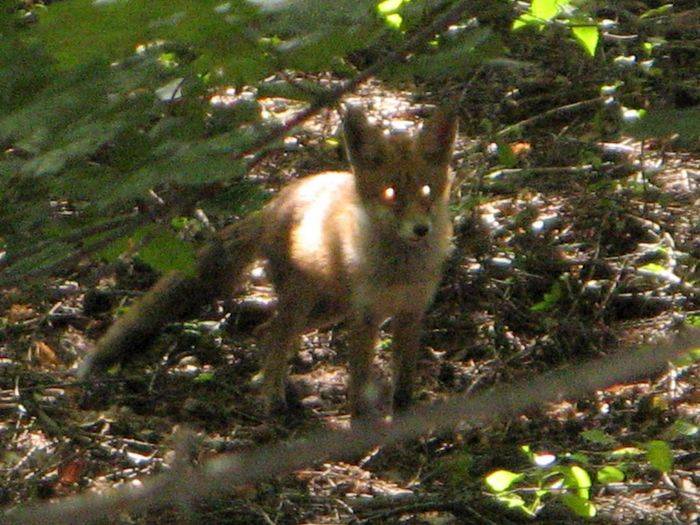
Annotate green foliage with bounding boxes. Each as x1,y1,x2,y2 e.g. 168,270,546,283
486,438,678,519
0,0,691,292
485,469,523,492
377,0,410,29
388,26,502,81
485,445,597,518
570,25,598,57
530,280,563,312
512,0,600,57
0,0,387,284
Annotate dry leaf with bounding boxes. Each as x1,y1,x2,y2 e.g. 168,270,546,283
58,459,86,485
510,141,532,156
7,304,35,322
33,341,61,368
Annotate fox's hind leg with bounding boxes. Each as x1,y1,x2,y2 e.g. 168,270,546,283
260,284,314,414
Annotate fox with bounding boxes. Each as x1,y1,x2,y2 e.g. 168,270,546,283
82,105,457,418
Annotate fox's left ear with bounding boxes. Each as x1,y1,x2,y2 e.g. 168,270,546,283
417,107,458,164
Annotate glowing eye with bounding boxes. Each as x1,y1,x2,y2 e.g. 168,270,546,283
383,186,396,201
420,185,431,197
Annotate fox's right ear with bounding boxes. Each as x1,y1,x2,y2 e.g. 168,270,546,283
417,106,458,165
343,105,383,167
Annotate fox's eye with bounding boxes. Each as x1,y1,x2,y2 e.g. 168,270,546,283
420,185,431,197
382,186,396,202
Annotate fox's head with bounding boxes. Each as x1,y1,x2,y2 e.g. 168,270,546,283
343,105,457,244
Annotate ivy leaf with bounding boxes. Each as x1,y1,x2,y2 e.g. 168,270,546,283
485,470,524,492
512,13,540,30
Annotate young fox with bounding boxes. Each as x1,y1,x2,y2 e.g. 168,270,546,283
83,106,457,417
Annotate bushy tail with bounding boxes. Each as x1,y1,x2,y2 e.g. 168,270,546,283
79,211,264,377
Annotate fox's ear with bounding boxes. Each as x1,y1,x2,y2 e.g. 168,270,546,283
417,107,458,164
343,104,383,167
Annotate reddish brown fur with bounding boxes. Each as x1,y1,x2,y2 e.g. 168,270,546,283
224,106,457,416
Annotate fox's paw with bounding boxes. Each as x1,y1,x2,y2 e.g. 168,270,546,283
392,388,414,414
264,394,288,417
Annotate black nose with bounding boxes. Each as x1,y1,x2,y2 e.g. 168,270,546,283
413,224,430,237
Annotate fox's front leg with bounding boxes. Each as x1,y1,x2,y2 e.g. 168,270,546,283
391,310,424,412
260,290,312,414
347,312,380,419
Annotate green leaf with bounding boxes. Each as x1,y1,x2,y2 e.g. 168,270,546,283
581,429,616,446
531,0,567,21
639,3,673,19
561,493,596,518
377,0,404,14
571,26,598,56
520,444,534,461
531,281,562,312
384,13,403,29
495,493,532,515
597,466,625,484
138,229,197,276
561,465,591,499
639,263,666,274
645,440,673,473
565,452,590,465
512,13,540,30
485,470,524,492
193,371,215,383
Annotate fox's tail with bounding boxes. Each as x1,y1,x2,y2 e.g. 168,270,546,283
79,211,265,377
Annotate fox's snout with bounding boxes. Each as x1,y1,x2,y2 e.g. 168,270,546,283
413,223,430,237
399,212,434,243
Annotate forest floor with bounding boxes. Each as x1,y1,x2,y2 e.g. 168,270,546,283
1,80,698,524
